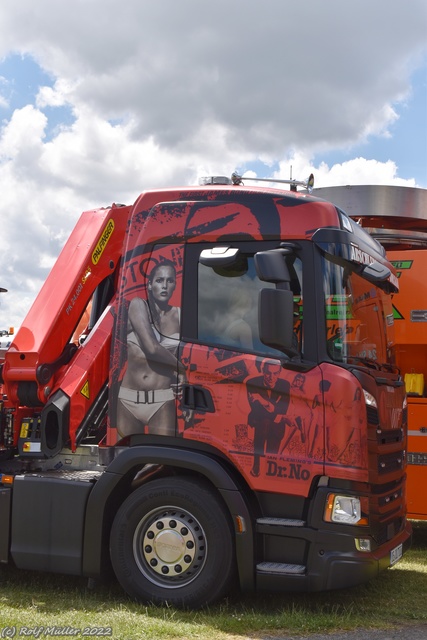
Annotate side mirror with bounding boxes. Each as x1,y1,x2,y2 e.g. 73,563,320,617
258,288,297,357
255,248,299,356
254,249,291,286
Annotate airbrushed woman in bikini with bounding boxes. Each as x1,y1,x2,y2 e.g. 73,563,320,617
117,260,185,438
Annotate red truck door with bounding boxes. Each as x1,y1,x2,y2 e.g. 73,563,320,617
178,242,325,497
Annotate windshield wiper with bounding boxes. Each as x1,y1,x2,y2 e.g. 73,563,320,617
346,356,399,375
346,355,380,370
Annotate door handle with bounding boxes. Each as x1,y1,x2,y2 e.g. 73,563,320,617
182,384,215,413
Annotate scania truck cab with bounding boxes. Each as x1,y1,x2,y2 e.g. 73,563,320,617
0,179,411,608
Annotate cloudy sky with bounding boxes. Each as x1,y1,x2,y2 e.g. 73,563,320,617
0,0,426,329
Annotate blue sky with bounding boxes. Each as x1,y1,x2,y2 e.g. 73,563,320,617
311,63,427,187
0,0,426,327
239,60,427,189
0,55,75,138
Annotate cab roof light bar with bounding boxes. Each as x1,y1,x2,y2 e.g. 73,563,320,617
231,171,315,193
198,171,315,193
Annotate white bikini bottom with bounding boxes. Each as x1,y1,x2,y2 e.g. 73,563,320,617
118,386,175,423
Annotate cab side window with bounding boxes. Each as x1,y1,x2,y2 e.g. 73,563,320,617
198,253,302,355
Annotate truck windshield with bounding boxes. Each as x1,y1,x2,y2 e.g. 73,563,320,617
322,255,395,367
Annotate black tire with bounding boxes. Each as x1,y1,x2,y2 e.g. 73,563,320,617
110,476,235,608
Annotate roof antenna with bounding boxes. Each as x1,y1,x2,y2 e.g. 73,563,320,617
231,168,314,193
290,165,297,192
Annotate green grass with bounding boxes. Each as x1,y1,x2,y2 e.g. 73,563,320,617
0,521,426,639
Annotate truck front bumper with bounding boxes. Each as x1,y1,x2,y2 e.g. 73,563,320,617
256,518,412,593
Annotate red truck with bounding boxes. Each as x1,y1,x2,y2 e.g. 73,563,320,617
0,178,411,608
314,184,427,522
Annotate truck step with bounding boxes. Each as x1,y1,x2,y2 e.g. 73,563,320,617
256,517,306,527
257,562,306,575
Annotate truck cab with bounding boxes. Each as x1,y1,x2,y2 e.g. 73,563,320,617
0,182,411,608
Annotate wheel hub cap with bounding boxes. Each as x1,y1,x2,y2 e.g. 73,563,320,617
138,510,206,581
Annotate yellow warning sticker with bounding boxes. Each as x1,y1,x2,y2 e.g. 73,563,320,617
20,422,29,438
92,219,115,265
81,381,90,399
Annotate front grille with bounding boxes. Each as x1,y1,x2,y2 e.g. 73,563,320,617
363,378,407,549
376,428,404,446
366,405,379,426
378,451,404,474
368,476,406,545
378,486,402,507
375,516,404,545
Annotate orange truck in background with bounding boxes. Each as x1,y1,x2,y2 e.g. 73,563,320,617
314,184,427,521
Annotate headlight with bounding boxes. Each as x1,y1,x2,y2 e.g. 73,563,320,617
363,389,377,408
324,494,368,526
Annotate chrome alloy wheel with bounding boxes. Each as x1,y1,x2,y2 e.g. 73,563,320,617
133,506,208,588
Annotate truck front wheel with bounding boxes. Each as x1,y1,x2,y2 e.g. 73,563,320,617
110,477,235,608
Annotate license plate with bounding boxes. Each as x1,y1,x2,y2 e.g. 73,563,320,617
390,543,403,566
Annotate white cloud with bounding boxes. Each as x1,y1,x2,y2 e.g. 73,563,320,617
36,80,72,108
0,75,8,109
1,0,426,154
1,104,46,157
314,158,415,188
242,152,417,191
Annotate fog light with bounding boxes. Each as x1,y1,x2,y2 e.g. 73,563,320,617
355,538,371,552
